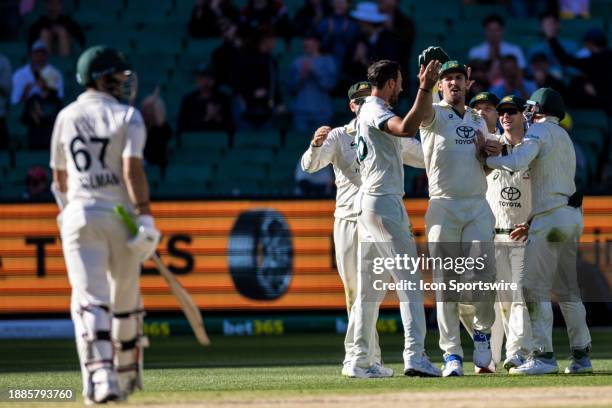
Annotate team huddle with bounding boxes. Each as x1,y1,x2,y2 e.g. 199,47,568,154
300,47,592,378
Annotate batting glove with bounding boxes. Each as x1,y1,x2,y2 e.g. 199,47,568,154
127,215,161,262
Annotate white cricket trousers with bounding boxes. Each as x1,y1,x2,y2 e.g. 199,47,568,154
459,234,533,363
522,206,591,353
60,204,142,394
334,218,381,366
351,193,427,368
426,197,497,359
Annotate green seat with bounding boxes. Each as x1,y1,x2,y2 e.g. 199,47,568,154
180,131,229,149
216,162,266,181
15,151,50,168
208,178,262,196
165,163,213,184
234,131,280,149
224,148,276,166
570,109,608,133
575,128,605,150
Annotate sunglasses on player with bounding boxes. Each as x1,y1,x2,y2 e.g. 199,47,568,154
498,108,520,116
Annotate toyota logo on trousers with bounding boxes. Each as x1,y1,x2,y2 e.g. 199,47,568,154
456,126,475,138
501,187,521,201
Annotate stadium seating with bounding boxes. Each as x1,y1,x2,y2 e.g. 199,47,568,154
0,0,611,199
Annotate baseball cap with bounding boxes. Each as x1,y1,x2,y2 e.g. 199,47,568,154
31,40,48,53
347,81,372,101
469,92,500,108
439,60,467,78
496,95,526,111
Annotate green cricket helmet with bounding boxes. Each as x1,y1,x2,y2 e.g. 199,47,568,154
526,87,565,120
76,45,136,102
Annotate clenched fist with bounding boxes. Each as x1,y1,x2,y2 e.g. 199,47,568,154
312,126,332,147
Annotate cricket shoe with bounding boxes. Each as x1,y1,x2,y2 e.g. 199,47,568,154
503,353,526,371
474,360,496,374
85,369,123,405
473,330,493,370
404,354,442,377
346,362,393,378
509,355,559,375
441,354,464,377
565,348,593,374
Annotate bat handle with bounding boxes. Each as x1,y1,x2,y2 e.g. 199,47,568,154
114,205,139,236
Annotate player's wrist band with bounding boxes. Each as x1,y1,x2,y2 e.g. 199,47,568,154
418,88,431,93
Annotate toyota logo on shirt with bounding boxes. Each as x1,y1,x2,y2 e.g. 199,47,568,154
501,187,521,201
456,126,475,139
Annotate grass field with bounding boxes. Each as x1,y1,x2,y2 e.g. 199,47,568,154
1,328,612,407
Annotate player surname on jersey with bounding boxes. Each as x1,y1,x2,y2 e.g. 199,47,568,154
79,171,120,189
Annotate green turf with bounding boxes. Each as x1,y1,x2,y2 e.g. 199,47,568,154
1,329,612,405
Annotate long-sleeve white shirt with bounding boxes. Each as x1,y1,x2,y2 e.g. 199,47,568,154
301,118,425,221
486,117,576,219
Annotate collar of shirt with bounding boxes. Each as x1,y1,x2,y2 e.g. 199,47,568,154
77,89,117,103
364,95,389,108
538,116,560,125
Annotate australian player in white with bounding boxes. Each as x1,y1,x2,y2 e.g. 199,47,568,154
50,46,160,404
458,91,508,373
301,81,427,376
484,95,534,371
419,61,502,377
347,58,442,378
482,88,592,375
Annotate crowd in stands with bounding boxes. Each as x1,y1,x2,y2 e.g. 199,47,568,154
0,0,611,199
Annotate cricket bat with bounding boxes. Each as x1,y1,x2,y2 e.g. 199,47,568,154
115,205,211,346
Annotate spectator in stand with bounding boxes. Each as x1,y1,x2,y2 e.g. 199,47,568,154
316,0,359,75
293,0,331,36
142,87,172,180
211,23,243,90
529,52,568,96
469,14,526,83
20,65,62,150
0,0,21,41
466,59,491,102
544,25,612,113
560,0,589,18
22,166,52,202
378,0,415,75
288,31,337,132
11,41,64,106
177,64,234,136
188,0,239,38
239,0,292,45
489,55,536,99
28,0,85,56
0,52,11,150
234,30,282,130
528,12,579,79
343,3,398,89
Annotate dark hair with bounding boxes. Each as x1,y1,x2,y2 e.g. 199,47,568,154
367,60,400,88
538,11,559,22
482,14,504,28
501,54,518,64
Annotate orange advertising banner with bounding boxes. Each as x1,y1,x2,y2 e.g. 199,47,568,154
1,198,612,314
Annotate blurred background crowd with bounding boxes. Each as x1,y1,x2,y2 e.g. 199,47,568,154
0,0,611,200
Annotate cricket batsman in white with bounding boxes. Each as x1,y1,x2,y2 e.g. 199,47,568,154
300,81,427,376
50,45,161,403
347,58,442,378
482,87,592,375
419,60,501,376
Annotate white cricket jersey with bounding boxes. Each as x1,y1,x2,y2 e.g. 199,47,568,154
301,118,425,220
420,100,489,199
301,120,362,221
486,137,532,230
486,117,576,219
50,90,146,211
354,96,405,197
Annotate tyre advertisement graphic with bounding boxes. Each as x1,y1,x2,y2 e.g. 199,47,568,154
228,209,293,300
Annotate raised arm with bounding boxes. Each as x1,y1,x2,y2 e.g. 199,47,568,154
385,60,440,137
300,126,336,173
